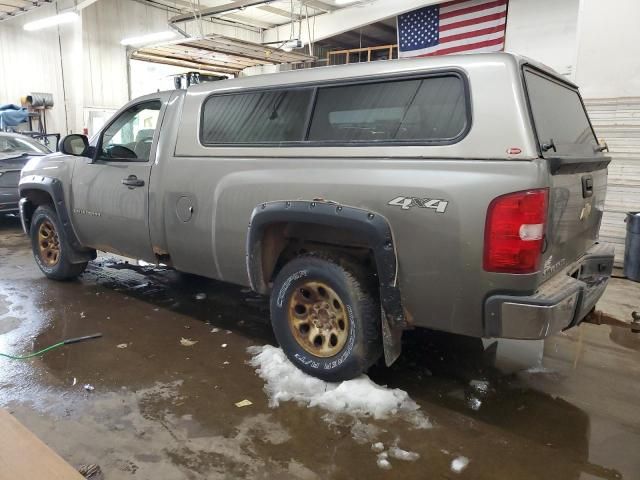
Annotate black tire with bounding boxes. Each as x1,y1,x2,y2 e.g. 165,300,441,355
270,254,382,381
30,205,87,280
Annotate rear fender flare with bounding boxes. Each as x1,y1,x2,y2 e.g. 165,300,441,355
246,200,405,365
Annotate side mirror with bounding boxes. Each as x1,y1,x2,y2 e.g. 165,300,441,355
59,134,89,156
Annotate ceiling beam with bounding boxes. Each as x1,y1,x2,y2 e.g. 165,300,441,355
263,0,437,44
303,0,337,13
258,4,301,21
169,0,271,24
221,12,275,29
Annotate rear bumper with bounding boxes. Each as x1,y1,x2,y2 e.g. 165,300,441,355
484,243,615,339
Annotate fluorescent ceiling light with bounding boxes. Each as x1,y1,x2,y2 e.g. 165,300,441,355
120,31,177,46
334,0,359,5
23,12,79,31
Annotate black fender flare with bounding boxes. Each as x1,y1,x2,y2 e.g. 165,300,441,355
19,176,96,263
246,200,405,365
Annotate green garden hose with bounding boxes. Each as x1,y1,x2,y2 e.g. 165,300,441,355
0,333,102,360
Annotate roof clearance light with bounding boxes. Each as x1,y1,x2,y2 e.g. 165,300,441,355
23,12,79,31
120,31,177,47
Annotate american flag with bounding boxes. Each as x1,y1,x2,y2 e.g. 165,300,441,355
397,0,508,57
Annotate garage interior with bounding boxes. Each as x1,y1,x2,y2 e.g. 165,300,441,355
1,1,640,479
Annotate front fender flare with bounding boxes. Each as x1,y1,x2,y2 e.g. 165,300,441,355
246,200,405,365
19,175,95,263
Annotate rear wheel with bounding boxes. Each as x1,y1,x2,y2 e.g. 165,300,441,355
30,205,87,280
270,254,382,381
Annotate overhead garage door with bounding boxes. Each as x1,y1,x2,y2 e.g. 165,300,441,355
585,98,640,266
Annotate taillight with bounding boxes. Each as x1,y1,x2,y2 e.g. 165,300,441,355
484,189,549,274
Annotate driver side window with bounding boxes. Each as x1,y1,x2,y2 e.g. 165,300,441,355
100,100,161,162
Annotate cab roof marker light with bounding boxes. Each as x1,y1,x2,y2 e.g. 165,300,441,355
23,12,79,31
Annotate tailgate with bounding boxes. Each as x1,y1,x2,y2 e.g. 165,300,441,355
523,67,611,277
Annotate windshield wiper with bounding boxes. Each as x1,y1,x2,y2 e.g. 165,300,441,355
0,152,31,161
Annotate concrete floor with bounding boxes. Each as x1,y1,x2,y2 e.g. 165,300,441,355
1,214,639,479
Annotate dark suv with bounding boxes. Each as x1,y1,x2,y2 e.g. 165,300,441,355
0,132,50,214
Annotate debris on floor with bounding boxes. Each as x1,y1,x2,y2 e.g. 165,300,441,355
195,293,206,300
116,343,128,349
469,379,490,394
77,463,103,479
83,384,95,392
180,338,198,347
235,399,253,408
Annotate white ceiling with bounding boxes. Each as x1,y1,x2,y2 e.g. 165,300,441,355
145,0,349,30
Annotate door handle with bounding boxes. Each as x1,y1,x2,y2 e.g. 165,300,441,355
122,175,145,188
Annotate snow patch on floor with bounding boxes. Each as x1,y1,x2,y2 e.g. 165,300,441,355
388,446,420,462
248,345,430,426
376,452,392,470
451,456,469,473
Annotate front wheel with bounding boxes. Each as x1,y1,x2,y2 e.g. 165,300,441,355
30,205,87,280
270,254,382,382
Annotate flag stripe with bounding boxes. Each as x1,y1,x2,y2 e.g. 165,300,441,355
440,0,507,20
441,0,491,14
419,36,505,56
439,4,507,26
439,11,507,32
439,24,505,43
440,0,477,9
433,31,505,51
440,16,506,38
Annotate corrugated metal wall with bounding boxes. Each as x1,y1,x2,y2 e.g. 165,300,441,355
585,98,640,265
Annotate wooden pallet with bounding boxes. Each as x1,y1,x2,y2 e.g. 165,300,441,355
0,409,84,480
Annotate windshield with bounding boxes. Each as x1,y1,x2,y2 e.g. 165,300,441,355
524,68,597,156
0,134,51,158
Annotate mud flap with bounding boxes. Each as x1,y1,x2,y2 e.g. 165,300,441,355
381,307,403,366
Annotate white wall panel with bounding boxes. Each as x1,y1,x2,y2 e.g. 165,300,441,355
585,98,640,265
504,0,580,78
0,4,76,135
575,0,640,99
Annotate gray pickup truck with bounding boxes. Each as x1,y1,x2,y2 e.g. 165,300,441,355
19,53,614,381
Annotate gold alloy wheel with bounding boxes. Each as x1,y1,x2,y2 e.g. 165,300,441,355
38,220,61,267
287,281,349,357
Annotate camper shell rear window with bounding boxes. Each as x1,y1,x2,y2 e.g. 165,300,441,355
523,67,598,156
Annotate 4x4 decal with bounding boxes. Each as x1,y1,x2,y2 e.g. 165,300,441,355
388,196,449,213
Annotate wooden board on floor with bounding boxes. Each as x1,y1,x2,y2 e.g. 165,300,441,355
0,409,84,480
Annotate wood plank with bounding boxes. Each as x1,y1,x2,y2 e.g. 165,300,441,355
0,409,84,480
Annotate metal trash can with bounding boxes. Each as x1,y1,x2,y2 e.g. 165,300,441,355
624,212,640,282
